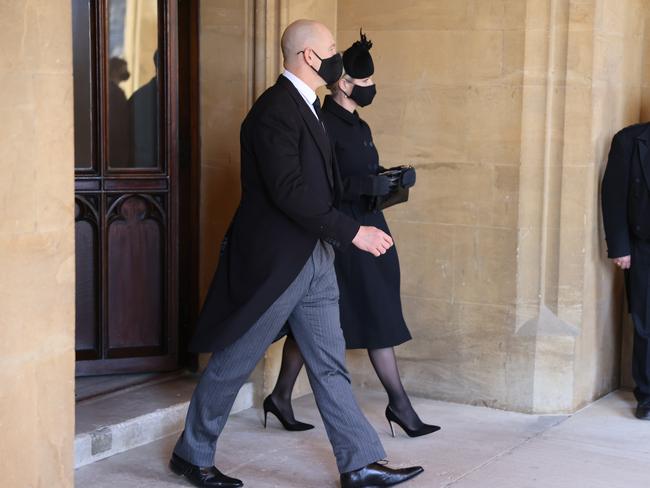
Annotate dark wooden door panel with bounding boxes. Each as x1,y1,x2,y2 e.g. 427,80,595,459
106,194,166,357
73,0,184,375
75,195,101,360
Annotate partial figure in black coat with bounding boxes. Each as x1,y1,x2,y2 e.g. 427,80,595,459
602,122,650,420
266,31,441,439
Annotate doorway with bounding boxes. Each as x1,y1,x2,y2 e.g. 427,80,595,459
72,0,199,377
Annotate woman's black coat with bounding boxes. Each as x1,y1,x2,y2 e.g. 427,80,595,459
321,95,411,349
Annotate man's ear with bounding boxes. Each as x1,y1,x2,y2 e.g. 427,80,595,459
302,47,313,65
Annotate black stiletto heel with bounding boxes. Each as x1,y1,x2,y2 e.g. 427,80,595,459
263,395,314,431
385,405,441,438
388,418,396,438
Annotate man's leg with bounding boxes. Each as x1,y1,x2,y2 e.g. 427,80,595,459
630,258,650,408
174,255,314,466
632,316,650,407
288,242,386,474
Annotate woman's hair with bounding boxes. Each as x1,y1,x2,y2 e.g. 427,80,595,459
327,65,348,93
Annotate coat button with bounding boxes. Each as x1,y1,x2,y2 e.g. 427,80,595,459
636,225,641,231
363,141,368,147
636,178,641,183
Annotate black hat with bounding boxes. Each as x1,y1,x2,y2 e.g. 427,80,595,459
343,29,374,79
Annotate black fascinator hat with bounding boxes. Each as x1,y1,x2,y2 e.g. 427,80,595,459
342,29,374,79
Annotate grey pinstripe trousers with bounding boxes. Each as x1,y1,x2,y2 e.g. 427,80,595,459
174,241,386,473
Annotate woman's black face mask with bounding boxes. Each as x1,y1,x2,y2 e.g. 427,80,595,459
346,82,377,107
299,49,343,85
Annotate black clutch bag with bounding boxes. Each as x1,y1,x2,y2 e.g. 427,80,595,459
368,165,416,212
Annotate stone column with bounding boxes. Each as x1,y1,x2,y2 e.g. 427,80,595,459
516,0,649,413
0,0,75,486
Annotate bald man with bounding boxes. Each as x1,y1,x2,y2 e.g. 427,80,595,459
169,20,423,488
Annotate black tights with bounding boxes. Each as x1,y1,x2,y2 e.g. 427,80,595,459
269,334,425,429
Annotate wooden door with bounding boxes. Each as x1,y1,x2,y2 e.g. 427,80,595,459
72,0,192,375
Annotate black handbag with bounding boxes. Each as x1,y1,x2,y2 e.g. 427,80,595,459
368,165,416,212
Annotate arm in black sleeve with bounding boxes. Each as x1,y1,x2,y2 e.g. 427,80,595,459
341,174,366,201
601,133,632,258
341,174,392,201
251,106,360,249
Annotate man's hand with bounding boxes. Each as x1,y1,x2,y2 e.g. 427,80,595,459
613,255,631,269
352,226,394,257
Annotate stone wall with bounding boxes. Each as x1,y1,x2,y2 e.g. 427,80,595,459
643,3,650,121
338,0,530,411
196,0,255,381
198,0,251,300
338,0,650,413
574,0,649,408
0,1,75,486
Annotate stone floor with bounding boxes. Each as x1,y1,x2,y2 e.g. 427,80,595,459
76,389,650,488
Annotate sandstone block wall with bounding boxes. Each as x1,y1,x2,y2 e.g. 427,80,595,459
338,0,650,413
0,1,76,486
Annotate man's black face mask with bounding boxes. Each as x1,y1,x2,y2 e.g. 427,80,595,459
299,49,343,85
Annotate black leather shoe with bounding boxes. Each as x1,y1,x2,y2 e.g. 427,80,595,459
635,405,650,420
169,453,243,487
340,462,423,488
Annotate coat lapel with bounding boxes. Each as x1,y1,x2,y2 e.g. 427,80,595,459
636,125,650,192
277,76,334,188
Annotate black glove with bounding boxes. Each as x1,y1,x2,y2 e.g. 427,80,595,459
361,174,392,196
401,167,416,188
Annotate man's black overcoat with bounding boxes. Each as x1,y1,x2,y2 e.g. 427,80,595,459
602,122,650,337
189,76,360,352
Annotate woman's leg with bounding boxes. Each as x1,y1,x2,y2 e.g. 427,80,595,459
367,347,425,430
269,334,306,422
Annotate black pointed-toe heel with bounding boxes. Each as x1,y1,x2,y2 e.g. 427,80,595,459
385,405,441,438
263,395,314,431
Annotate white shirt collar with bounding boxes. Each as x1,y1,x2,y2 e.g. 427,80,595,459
282,69,318,114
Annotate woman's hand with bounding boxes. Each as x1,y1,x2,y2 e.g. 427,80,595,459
401,167,416,188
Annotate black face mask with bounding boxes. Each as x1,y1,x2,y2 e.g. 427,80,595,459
346,83,377,107
300,50,343,85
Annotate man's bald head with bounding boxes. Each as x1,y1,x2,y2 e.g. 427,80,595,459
281,19,338,90
281,19,335,62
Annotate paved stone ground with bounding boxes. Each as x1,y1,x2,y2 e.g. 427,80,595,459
76,389,650,488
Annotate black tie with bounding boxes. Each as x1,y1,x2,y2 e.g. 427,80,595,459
312,97,322,118
313,98,326,133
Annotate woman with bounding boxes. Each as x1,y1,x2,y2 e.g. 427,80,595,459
263,31,440,438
